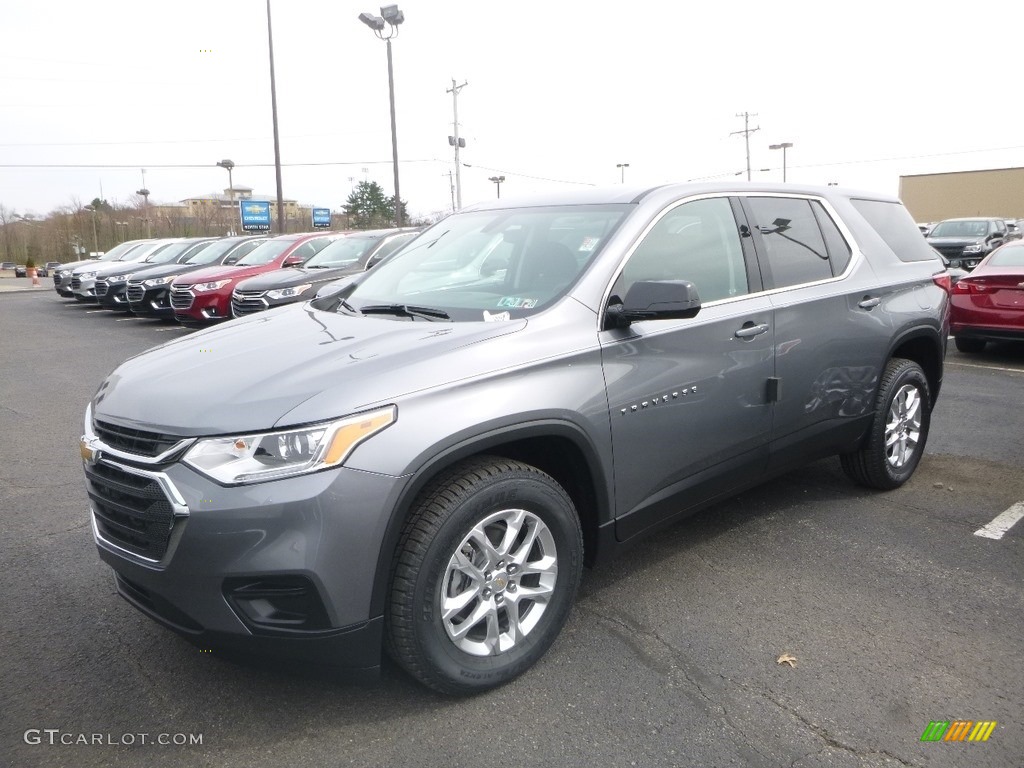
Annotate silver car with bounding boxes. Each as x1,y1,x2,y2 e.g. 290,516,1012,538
82,182,948,694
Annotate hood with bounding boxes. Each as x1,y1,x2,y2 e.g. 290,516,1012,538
173,264,265,285
927,235,985,246
125,261,214,281
91,304,527,435
76,260,147,277
58,259,99,272
235,264,363,292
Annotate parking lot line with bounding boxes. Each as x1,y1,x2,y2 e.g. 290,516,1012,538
155,326,190,332
974,502,1024,540
946,361,1024,375
115,316,145,321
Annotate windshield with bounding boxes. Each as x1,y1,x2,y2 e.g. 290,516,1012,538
302,236,375,268
145,241,197,264
187,238,246,264
930,220,990,238
98,241,144,261
321,204,629,321
988,245,1024,267
236,239,293,266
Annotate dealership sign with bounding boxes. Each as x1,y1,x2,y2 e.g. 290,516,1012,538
312,208,331,228
240,201,271,232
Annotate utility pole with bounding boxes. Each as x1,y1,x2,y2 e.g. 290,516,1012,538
731,112,760,181
447,78,468,209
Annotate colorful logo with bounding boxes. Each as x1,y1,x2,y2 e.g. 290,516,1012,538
920,721,997,742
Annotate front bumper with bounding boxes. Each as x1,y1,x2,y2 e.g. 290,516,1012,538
129,284,175,317
171,286,231,324
86,452,406,671
97,281,131,309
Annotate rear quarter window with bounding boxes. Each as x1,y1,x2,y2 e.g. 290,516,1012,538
850,198,937,262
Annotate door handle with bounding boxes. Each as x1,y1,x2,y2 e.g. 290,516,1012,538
858,297,881,309
734,323,769,339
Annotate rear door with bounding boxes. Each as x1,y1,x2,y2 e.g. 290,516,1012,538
738,194,891,470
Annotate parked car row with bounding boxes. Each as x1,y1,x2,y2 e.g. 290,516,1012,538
50,228,424,326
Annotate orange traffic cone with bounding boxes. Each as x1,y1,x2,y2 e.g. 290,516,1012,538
30,268,40,287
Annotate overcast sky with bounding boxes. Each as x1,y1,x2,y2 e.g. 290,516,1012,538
2,0,1021,221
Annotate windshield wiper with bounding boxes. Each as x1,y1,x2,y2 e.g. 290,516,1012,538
359,303,451,321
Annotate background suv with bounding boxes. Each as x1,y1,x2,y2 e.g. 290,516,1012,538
83,183,947,695
169,232,342,325
926,217,1009,270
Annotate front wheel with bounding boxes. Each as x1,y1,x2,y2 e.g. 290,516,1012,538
385,456,583,695
841,358,931,490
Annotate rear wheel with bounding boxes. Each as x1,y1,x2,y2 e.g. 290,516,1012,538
385,456,583,695
841,358,931,490
954,336,986,353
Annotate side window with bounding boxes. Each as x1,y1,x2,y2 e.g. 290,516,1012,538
811,201,852,275
746,197,832,288
307,238,331,255
613,197,747,304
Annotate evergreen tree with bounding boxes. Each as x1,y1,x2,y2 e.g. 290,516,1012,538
343,181,408,229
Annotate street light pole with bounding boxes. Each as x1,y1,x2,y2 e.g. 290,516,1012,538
488,175,505,199
266,0,286,234
83,204,99,253
217,159,236,234
359,5,405,227
768,142,793,182
616,163,630,183
136,187,151,238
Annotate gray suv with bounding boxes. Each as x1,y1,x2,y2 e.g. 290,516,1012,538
82,183,949,694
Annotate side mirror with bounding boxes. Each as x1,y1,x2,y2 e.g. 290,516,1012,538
606,280,701,327
283,255,303,267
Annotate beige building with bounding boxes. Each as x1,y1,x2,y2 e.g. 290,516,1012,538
899,168,1024,223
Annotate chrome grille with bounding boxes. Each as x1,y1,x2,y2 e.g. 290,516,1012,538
86,461,177,561
95,278,109,297
170,285,194,309
93,420,184,458
71,276,82,290
231,289,268,317
126,281,145,304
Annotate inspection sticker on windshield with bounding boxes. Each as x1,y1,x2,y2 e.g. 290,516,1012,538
497,297,537,309
579,236,600,252
483,310,511,322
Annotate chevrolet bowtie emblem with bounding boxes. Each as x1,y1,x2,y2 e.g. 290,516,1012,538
79,436,100,465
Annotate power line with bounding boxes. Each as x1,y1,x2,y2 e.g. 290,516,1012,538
462,163,596,187
0,159,441,169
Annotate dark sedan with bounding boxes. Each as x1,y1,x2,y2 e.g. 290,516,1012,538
950,242,1024,352
231,227,421,317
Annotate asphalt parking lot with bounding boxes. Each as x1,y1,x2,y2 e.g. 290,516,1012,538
2,289,1022,768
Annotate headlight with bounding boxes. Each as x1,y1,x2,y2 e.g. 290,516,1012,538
267,283,312,300
963,243,984,254
143,275,178,287
193,280,231,292
58,269,71,277
182,406,396,484
108,274,129,284
78,271,97,279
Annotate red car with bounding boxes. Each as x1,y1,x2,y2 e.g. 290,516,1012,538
950,242,1024,352
169,232,342,325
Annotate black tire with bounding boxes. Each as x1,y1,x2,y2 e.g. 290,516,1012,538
954,336,986,354
385,456,583,695
841,358,931,490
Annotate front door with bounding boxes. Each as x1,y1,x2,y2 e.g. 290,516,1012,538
600,196,775,541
